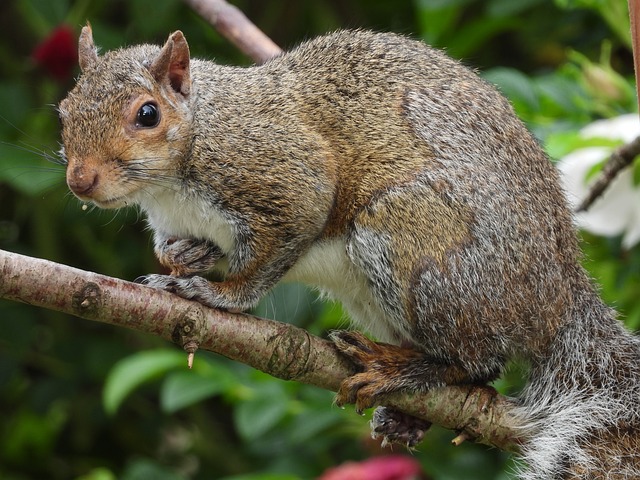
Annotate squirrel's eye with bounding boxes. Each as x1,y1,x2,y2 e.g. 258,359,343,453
136,102,160,128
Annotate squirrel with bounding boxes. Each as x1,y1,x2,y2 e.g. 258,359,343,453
59,25,640,478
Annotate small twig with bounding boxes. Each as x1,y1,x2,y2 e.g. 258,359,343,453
451,431,472,446
182,0,282,63
187,351,195,369
577,135,640,212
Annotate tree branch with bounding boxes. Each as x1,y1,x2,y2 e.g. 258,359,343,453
182,0,282,63
577,135,640,212
0,248,522,452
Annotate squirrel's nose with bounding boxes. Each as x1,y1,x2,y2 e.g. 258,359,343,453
67,166,99,197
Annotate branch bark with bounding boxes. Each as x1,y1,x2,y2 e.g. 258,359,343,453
0,248,522,453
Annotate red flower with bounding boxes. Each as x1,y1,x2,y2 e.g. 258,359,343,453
32,25,77,81
319,455,424,480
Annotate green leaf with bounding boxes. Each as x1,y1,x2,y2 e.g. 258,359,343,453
160,366,235,413
487,0,546,17
585,158,606,182
234,384,290,440
288,408,344,444
121,458,184,480
632,157,640,186
235,398,289,441
482,68,539,113
536,73,587,117
103,349,187,415
74,468,117,480
446,17,519,58
416,0,474,10
544,131,622,160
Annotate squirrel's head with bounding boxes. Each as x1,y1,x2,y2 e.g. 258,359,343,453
59,24,193,208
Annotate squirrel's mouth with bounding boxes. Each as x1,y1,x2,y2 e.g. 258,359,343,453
90,195,132,209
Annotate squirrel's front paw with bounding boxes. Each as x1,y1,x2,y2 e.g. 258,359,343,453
138,274,218,307
137,273,191,295
330,331,425,414
155,238,223,276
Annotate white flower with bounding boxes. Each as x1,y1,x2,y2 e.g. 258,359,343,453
557,114,640,248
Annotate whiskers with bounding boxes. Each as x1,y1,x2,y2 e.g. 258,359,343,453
112,142,181,210
126,161,176,188
114,142,177,190
0,140,66,194
3,139,66,166
0,109,67,195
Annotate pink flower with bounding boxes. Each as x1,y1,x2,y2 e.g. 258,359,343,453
32,25,77,81
319,455,423,480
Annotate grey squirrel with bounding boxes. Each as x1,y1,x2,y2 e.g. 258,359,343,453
59,25,640,478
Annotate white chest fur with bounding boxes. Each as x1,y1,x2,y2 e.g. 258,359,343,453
140,190,236,254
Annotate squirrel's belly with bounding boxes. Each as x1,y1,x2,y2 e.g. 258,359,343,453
284,238,404,343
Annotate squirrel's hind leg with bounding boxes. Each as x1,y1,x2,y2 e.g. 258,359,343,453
331,330,500,447
331,330,492,412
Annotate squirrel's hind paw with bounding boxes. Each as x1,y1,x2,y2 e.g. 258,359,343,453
330,330,426,414
371,406,432,448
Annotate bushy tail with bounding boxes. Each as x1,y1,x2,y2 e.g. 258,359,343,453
515,289,640,479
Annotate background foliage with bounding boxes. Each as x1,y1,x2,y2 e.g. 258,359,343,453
0,0,637,479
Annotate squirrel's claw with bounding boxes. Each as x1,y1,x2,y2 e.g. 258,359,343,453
331,330,433,446
137,274,249,314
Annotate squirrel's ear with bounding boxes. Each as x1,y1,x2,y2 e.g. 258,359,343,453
78,23,98,72
150,31,191,97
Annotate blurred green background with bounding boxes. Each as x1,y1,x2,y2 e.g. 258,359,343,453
0,0,638,479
